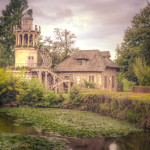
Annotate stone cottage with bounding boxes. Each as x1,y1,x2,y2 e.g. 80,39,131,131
13,14,120,93
54,50,120,91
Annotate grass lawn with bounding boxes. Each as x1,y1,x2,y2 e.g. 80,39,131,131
0,107,141,138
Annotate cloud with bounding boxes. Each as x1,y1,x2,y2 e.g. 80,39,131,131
0,0,148,60
0,0,10,15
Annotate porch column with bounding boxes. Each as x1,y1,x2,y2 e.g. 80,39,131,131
22,34,24,46
33,34,35,47
38,71,42,83
16,34,18,45
28,34,30,46
18,34,20,45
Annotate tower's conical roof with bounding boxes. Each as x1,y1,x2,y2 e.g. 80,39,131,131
21,14,33,20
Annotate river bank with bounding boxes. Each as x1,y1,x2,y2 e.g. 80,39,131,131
61,89,150,129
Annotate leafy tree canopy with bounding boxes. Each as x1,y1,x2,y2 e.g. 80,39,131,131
39,28,79,67
115,2,150,83
0,0,32,67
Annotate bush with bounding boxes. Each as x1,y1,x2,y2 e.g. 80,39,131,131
0,68,22,105
69,85,84,107
134,58,150,86
19,79,45,105
43,91,63,107
84,80,95,89
70,85,79,100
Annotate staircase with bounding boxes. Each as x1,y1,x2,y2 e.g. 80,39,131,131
32,68,72,93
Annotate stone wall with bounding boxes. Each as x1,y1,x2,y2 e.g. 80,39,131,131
57,68,118,92
15,47,37,67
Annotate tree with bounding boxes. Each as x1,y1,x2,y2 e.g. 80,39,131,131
0,0,32,67
40,28,79,67
115,2,150,83
134,58,150,86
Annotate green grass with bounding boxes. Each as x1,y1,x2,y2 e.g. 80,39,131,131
0,132,67,150
80,88,150,102
0,107,141,138
122,79,136,91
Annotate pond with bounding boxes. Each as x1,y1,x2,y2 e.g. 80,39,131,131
0,112,150,150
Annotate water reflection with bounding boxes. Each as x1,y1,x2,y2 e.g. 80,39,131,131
109,142,118,150
0,113,150,150
0,113,37,135
67,132,150,150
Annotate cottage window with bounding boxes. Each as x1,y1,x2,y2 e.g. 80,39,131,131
89,76,95,82
112,76,115,88
77,60,82,65
104,76,107,88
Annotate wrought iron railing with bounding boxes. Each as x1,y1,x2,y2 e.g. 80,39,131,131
13,24,41,32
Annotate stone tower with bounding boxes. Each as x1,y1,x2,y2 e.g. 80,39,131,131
13,14,41,68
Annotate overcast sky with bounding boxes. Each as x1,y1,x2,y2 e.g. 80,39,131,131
0,0,148,59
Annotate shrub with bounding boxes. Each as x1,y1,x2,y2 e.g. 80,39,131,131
69,85,84,107
117,72,123,84
0,68,22,105
134,58,150,86
19,79,45,105
43,91,63,107
70,85,79,100
84,80,95,89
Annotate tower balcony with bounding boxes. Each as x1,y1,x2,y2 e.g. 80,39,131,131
13,24,41,33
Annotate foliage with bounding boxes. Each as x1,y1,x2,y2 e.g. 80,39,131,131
0,0,32,67
70,85,79,100
116,72,123,84
41,91,63,107
0,43,8,67
0,107,141,138
115,2,150,83
84,80,95,89
39,28,79,67
0,68,23,105
0,132,67,150
19,79,45,105
0,68,47,106
134,58,150,86
122,79,135,91
77,88,150,128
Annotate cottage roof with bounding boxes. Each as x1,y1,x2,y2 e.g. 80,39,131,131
21,14,33,20
54,50,119,72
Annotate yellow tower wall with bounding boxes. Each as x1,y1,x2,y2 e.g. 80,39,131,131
15,47,37,67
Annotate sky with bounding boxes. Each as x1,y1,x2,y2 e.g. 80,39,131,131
0,0,148,59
